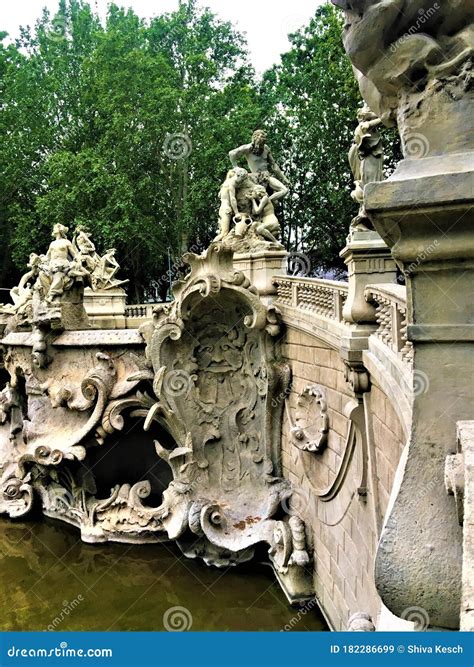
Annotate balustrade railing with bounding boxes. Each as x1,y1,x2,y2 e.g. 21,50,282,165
274,277,412,371
365,284,413,367
273,276,348,323
124,304,156,319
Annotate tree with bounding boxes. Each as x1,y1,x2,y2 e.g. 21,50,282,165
260,4,400,275
1,0,263,300
1,1,400,300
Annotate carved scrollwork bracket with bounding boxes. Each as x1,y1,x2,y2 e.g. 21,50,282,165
343,360,371,398
1,473,34,518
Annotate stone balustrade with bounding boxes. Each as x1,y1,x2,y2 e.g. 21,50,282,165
124,303,156,320
365,284,413,369
273,276,348,323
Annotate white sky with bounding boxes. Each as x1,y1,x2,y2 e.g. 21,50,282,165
1,0,326,73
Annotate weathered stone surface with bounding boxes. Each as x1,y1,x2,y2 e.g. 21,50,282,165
213,130,288,250
451,422,474,632
340,231,397,325
1,224,128,341
332,1,474,158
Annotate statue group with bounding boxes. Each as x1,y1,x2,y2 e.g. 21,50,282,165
1,224,127,327
214,129,290,249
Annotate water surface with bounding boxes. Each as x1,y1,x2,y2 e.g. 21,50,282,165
0,518,327,632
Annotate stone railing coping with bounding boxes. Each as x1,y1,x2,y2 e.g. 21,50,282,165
364,283,407,309
363,282,412,373
272,276,349,292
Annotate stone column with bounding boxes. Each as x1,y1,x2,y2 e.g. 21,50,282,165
340,229,397,325
366,149,472,630
331,0,473,629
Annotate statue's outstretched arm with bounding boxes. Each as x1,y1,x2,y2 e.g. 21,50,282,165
229,144,251,167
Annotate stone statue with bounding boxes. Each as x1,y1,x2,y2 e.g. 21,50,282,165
229,129,289,202
42,223,86,304
348,105,384,231
211,131,288,250
214,168,249,242
74,226,101,279
1,253,43,321
96,248,124,289
73,227,128,290
248,184,281,244
1,224,127,334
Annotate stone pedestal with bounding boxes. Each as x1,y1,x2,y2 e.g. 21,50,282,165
340,231,397,325
366,151,474,629
339,231,398,394
83,288,126,329
233,249,288,298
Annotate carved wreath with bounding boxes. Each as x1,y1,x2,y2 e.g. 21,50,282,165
289,384,329,453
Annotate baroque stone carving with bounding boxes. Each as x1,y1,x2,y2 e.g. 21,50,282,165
37,471,166,544
331,0,473,156
136,244,311,584
343,360,371,397
287,384,329,453
74,226,128,291
0,331,143,521
213,130,289,251
291,396,369,527
0,242,312,602
1,224,127,335
348,105,384,233
229,129,289,202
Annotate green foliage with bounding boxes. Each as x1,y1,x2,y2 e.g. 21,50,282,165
1,0,400,298
259,3,400,273
1,0,261,299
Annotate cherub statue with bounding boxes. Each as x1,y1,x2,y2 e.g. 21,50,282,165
229,130,289,203
249,184,281,244
214,167,249,242
348,104,384,231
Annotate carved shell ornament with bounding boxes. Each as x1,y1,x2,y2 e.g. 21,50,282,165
288,384,329,453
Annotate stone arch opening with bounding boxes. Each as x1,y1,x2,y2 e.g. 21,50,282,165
82,412,174,508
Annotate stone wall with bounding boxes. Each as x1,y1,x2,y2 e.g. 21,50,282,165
279,324,406,630
369,382,407,523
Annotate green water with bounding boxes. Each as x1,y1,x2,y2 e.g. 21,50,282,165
0,518,327,631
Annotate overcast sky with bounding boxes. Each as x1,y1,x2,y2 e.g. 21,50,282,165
1,0,326,73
